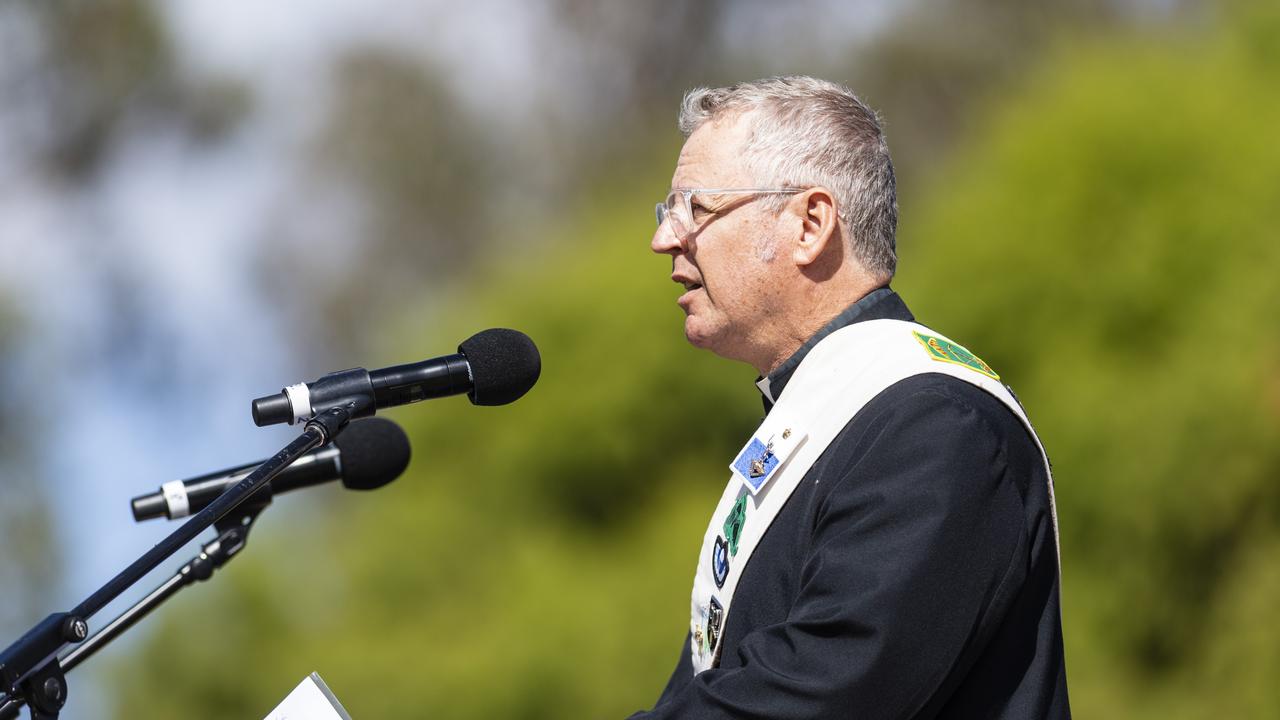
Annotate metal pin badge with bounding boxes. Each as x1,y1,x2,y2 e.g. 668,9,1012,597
749,440,775,478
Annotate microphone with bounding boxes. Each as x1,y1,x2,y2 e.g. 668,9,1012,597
130,417,411,522
251,328,540,427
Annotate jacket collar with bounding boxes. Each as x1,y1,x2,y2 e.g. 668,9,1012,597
757,287,915,411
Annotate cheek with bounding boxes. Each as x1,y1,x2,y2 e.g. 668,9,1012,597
734,263,786,319
696,222,776,305
753,234,780,262
707,270,764,320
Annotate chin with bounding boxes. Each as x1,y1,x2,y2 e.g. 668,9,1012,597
684,316,755,367
683,315,724,352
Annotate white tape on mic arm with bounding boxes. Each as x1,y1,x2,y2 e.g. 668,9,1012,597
162,480,191,519
284,382,312,425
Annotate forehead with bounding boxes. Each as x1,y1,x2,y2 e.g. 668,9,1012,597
672,112,753,189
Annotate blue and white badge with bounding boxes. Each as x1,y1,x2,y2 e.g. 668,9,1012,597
732,438,778,492
729,423,805,495
711,536,730,588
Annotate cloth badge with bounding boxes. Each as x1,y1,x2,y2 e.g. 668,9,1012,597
711,536,730,588
722,494,748,556
912,330,999,380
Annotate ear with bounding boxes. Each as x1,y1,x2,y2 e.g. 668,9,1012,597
791,187,839,267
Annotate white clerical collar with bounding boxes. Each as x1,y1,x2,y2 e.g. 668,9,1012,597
755,376,776,404
754,288,901,408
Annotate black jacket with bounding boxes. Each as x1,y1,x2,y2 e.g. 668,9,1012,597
631,290,1070,719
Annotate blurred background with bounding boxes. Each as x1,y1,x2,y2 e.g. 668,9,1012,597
1,0,1277,717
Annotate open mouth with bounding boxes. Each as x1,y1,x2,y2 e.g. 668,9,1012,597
682,282,703,292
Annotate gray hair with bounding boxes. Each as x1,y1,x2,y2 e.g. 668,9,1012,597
678,76,898,280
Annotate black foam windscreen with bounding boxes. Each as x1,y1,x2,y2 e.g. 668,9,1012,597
458,328,541,406
334,417,411,491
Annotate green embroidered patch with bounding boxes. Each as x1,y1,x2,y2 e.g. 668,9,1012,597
912,331,1000,380
723,495,748,556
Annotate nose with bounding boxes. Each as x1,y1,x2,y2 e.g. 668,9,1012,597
651,218,684,256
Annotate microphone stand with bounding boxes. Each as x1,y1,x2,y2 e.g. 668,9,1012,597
0,499,271,720
0,405,358,719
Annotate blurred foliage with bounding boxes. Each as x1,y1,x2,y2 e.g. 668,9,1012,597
107,2,1280,719
261,49,493,355
850,0,1130,185
15,0,249,181
548,0,726,135
258,0,733,361
0,296,61,641
1,0,251,381
896,2,1280,716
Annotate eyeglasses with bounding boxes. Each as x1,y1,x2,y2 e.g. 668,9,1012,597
655,187,805,239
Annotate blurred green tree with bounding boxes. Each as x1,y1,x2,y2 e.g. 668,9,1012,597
258,50,494,358
895,2,1280,716
848,0,1129,184
17,0,248,181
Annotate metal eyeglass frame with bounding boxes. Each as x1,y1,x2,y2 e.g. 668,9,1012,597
655,187,805,238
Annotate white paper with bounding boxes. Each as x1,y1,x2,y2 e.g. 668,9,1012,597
264,672,352,720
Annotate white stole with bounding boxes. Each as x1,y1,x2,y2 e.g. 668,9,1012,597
688,319,1057,674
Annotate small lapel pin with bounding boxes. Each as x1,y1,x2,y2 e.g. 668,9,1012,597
749,441,774,478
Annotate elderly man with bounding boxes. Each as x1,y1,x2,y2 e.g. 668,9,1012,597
635,76,1069,719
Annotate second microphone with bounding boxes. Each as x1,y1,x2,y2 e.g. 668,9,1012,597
131,417,411,522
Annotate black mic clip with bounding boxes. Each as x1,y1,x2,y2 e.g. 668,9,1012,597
254,367,377,428
0,612,88,720
303,402,361,445
194,496,270,583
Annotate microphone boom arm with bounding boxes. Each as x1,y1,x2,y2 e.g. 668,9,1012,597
0,499,271,720
0,405,359,718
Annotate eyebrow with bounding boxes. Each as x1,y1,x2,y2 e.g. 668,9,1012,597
696,192,745,211
671,180,707,191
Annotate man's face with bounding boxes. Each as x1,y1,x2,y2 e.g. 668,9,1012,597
651,115,787,365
